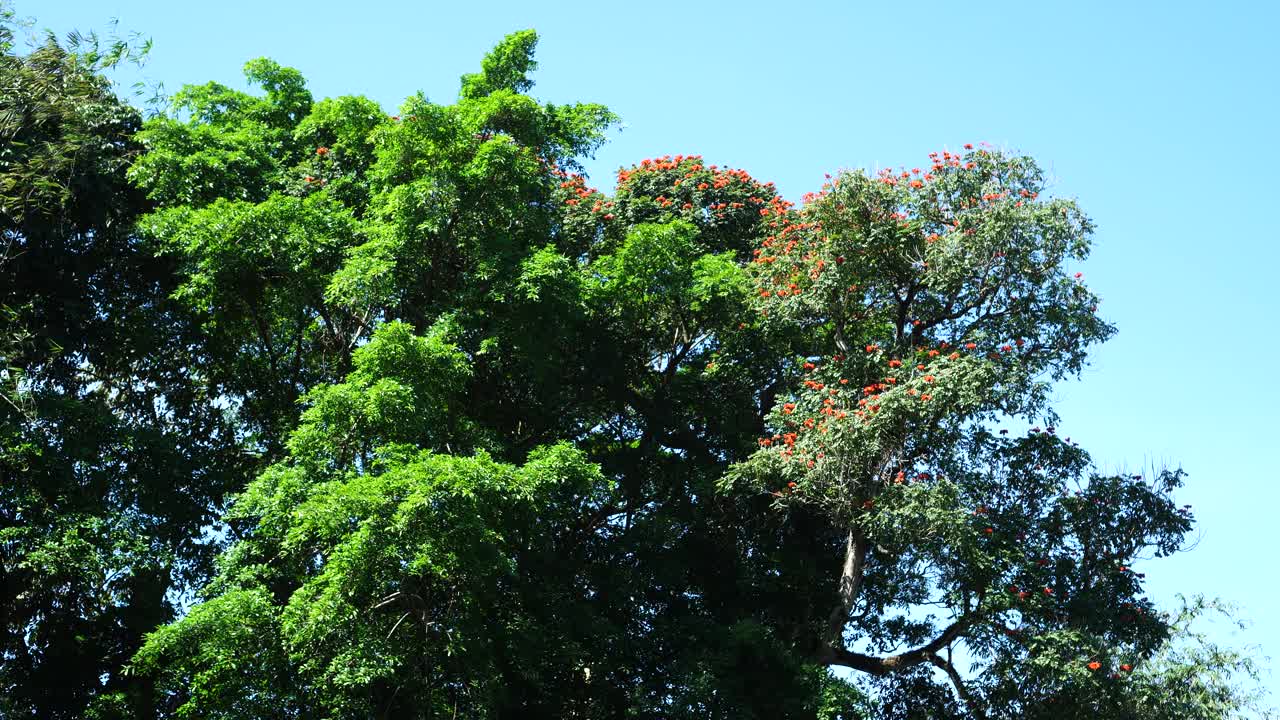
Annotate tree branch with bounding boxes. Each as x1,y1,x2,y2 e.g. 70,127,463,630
928,653,985,718
824,528,868,647
821,614,976,675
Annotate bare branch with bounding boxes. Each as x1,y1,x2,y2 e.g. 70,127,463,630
927,653,985,718
824,529,868,647
821,614,976,676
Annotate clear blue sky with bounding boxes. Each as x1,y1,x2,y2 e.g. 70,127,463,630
30,0,1280,701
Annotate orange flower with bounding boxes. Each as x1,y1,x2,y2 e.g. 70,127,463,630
1087,661,1102,671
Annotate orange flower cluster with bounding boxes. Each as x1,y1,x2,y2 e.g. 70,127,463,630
555,155,785,254
757,340,1005,478
750,146,1055,314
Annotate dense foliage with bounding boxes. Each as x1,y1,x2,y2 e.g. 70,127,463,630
1,10,1272,720
0,11,253,719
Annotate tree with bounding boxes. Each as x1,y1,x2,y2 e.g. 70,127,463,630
0,9,250,718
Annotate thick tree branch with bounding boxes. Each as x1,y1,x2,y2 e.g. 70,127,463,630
824,528,868,647
894,279,917,344
821,614,976,675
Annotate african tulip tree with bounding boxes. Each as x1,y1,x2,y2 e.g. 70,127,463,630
723,148,1214,717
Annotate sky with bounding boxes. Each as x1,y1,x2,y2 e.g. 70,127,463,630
28,0,1280,704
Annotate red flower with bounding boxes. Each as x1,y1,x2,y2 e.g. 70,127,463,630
964,143,974,150
315,146,329,156
1087,661,1102,671
1120,663,1133,672
965,342,976,350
